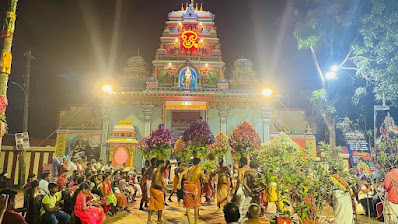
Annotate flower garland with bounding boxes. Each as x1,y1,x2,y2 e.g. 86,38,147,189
229,121,261,159
146,124,174,160
211,132,231,159
182,117,215,158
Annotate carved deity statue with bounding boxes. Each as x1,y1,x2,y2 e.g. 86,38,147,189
183,67,193,88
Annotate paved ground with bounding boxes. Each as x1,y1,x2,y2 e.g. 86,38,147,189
13,189,382,224
102,196,383,224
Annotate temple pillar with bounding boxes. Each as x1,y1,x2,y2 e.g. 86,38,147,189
142,105,156,136
100,104,112,162
218,106,229,134
218,106,231,165
260,106,272,143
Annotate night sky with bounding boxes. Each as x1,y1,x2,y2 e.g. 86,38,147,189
0,0,364,140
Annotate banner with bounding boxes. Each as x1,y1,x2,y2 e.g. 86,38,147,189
344,132,375,175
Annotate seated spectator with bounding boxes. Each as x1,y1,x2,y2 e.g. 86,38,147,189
39,171,51,195
113,184,130,213
40,183,71,224
25,180,41,224
57,170,68,191
244,204,268,224
24,174,36,191
0,194,7,223
0,188,27,224
73,183,106,224
224,202,240,224
99,174,117,216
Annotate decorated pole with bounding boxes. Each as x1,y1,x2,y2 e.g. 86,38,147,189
0,0,19,147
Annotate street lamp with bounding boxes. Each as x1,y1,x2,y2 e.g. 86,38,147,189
10,82,27,131
262,88,273,97
102,85,113,93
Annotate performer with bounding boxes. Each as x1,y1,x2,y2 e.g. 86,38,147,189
140,158,156,210
177,163,189,204
147,160,170,224
215,158,230,208
330,169,355,224
168,162,182,202
234,157,251,223
203,170,215,205
183,158,208,224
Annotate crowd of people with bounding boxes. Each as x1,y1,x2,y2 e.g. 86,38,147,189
0,156,143,224
0,155,397,224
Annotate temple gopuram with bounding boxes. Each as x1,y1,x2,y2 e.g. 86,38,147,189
55,1,318,169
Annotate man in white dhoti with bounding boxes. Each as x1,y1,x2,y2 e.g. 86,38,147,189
331,171,354,224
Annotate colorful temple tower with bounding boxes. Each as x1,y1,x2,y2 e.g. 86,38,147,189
55,1,317,169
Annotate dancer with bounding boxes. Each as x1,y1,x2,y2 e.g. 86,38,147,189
147,160,169,224
140,158,156,210
215,158,230,208
234,157,251,223
168,162,181,202
183,158,208,224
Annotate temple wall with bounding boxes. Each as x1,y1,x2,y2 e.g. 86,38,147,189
110,104,145,139
208,108,220,135
227,108,263,140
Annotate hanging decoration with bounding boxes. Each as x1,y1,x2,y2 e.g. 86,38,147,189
146,124,173,160
182,117,214,158
229,121,261,160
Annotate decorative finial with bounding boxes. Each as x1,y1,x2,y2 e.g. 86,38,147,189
195,3,198,11
191,0,194,6
200,3,203,11
241,49,244,58
181,3,184,11
138,48,141,56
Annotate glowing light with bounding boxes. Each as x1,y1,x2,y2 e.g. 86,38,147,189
175,38,179,42
168,63,172,67
205,63,208,67
331,65,339,72
102,85,113,93
325,72,337,80
199,22,203,26
178,22,182,26
181,31,199,49
262,88,273,97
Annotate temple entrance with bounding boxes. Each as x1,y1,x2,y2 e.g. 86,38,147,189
171,111,201,140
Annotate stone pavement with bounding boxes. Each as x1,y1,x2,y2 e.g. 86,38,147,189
12,189,382,224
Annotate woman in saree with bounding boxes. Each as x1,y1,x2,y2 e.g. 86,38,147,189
73,183,106,224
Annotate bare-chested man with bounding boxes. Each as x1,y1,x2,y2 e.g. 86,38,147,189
215,158,230,208
140,158,156,210
234,157,251,223
183,158,208,224
147,159,170,224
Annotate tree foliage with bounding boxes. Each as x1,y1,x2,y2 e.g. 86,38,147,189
352,0,398,106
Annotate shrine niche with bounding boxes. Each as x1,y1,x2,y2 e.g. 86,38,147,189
179,67,197,88
106,119,138,168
